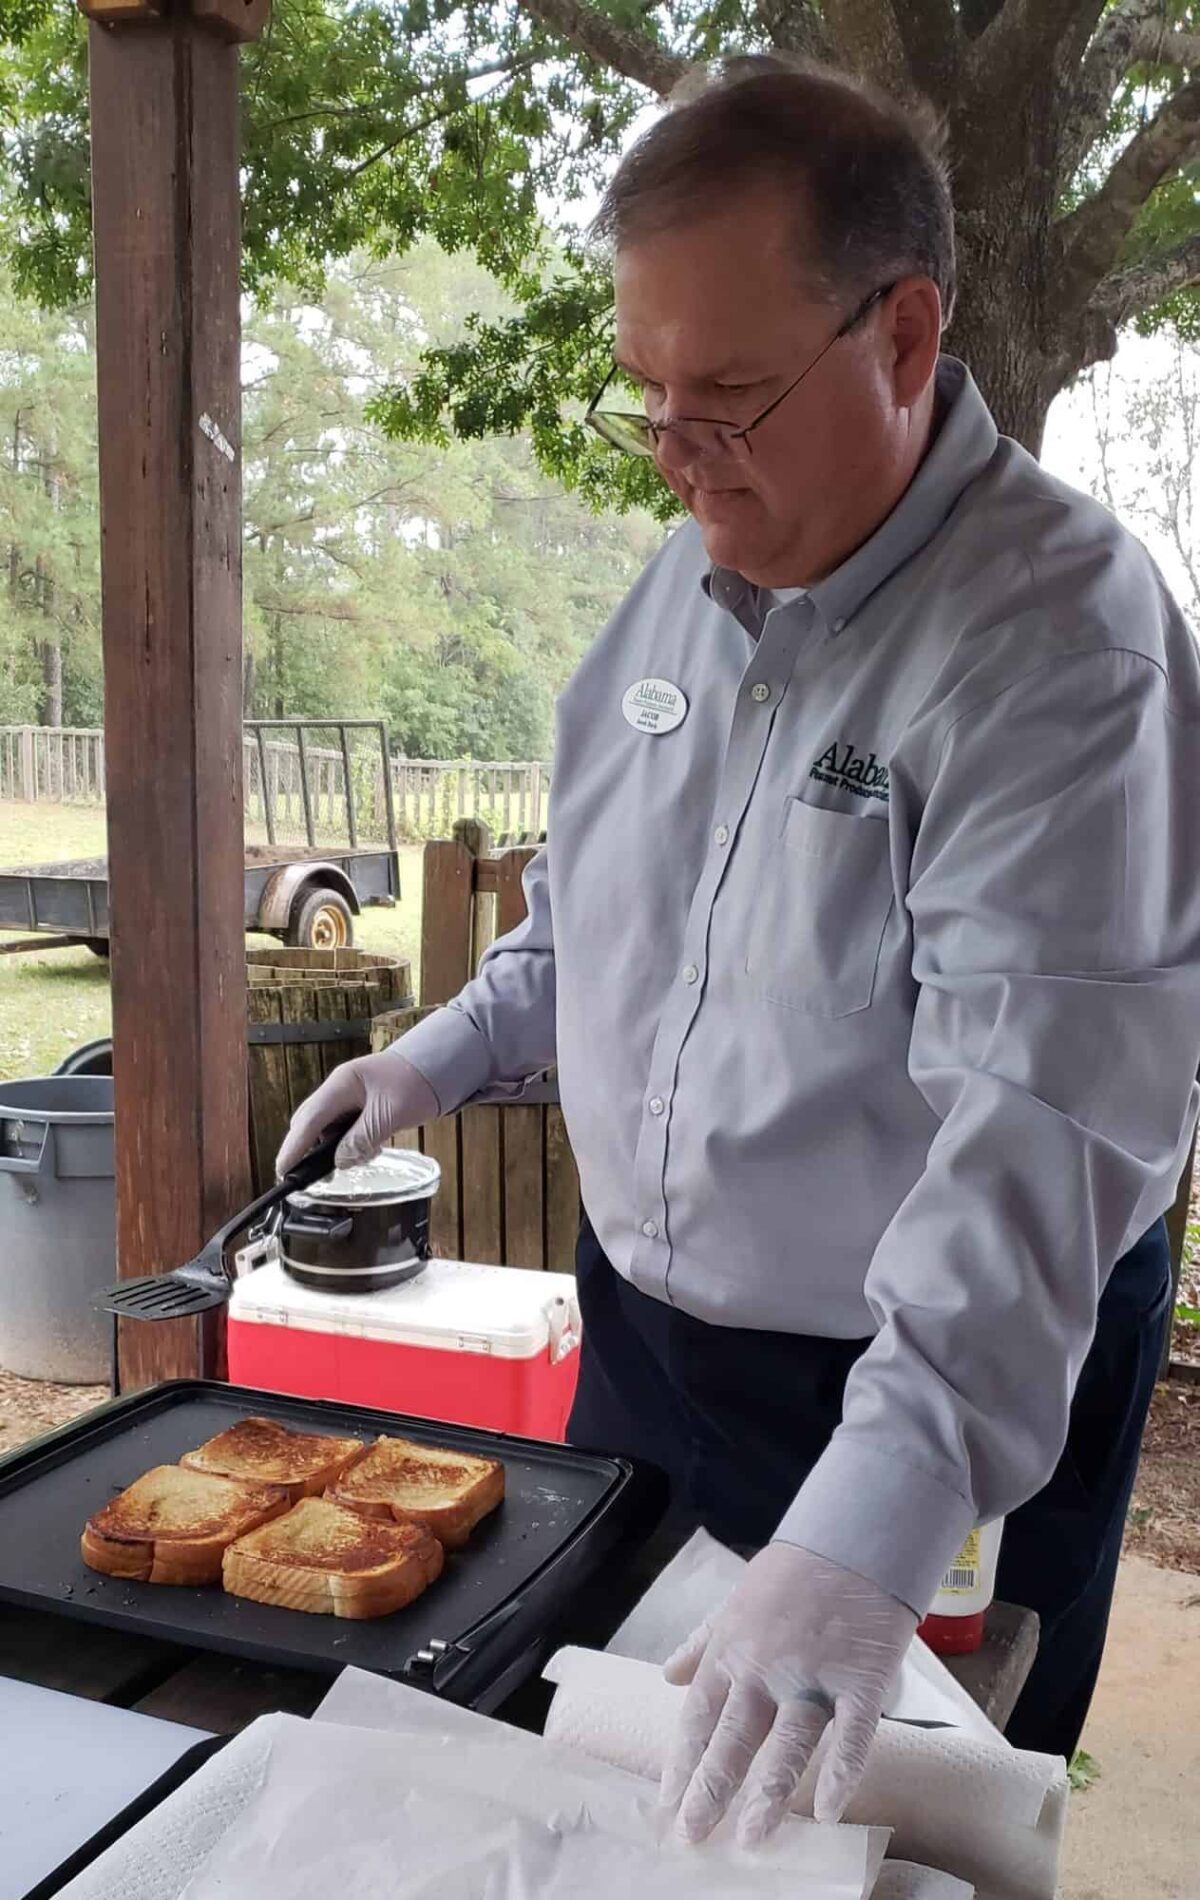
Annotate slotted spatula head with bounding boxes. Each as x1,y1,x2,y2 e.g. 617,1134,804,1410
96,1237,232,1319
95,1112,358,1321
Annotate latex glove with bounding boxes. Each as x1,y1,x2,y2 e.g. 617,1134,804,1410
275,1046,441,1177
660,1541,917,1848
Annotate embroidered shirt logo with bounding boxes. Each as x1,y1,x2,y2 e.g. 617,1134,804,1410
809,740,889,804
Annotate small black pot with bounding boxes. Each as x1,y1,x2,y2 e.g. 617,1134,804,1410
275,1149,441,1294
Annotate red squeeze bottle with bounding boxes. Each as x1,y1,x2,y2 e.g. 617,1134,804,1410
917,1521,1004,1656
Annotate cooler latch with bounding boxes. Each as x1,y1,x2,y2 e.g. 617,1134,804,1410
231,1224,282,1281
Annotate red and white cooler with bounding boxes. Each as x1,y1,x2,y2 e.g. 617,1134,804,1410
226,1255,582,1441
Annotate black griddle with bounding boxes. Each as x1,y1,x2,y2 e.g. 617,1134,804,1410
0,1381,661,1712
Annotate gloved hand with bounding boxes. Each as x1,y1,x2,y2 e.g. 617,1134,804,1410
275,1046,441,1178
660,1541,916,1848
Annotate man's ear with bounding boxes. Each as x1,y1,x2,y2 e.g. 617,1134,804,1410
887,278,942,410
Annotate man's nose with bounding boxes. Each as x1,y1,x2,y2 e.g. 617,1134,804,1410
654,421,712,480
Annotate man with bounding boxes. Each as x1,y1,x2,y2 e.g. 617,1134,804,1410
277,59,1200,1848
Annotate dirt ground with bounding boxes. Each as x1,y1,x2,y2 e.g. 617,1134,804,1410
1060,1554,1200,1900
1121,1377,1200,1573
0,1366,109,1451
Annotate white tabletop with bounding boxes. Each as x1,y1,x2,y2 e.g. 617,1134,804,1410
0,1673,209,1899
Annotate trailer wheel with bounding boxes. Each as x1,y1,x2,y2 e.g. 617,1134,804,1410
286,887,354,950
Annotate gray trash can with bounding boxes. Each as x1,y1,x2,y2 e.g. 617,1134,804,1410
0,1076,115,1383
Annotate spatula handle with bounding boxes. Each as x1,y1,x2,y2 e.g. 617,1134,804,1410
204,1111,360,1260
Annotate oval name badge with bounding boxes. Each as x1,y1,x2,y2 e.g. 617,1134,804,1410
622,677,689,736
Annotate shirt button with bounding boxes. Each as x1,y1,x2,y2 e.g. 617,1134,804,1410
649,1097,665,1116
682,964,699,985
751,682,771,703
714,825,729,847
642,1219,660,1240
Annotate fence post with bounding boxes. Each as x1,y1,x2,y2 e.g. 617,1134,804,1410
20,727,34,802
420,819,489,1005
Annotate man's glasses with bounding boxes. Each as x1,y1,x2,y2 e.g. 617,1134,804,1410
585,283,895,461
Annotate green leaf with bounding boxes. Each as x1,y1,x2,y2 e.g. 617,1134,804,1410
1068,1749,1102,1793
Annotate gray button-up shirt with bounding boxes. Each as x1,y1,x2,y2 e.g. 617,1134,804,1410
400,358,1200,1611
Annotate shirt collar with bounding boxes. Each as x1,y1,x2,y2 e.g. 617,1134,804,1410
701,356,999,638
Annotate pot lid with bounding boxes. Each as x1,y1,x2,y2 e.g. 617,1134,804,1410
289,1147,441,1209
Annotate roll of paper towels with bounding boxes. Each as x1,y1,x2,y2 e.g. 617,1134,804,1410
543,1647,1067,1900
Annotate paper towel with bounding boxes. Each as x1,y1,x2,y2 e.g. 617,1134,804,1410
54,1724,271,1900
56,1683,888,1900
543,1646,1066,1900
179,1707,890,1900
872,1866,973,1900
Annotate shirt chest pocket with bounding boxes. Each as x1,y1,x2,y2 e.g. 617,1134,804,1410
744,800,895,1017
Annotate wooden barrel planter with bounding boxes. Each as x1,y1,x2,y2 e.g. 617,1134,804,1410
246,947,414,1192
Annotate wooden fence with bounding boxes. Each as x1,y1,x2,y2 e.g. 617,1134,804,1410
0,726,549,843
0,727,107,804
370,819,581,1272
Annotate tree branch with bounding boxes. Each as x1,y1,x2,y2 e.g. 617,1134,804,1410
759,0,836,61
1088,230,1200,327
1059,0,1170,186
514,0,687,96
957,0,1005,34
887,0,965,101
974,0,1107,96
821,0,910,92
1136,24,1200,67
1058,77,1200,296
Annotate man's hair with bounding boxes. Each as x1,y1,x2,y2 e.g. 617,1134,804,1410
592,55,956,323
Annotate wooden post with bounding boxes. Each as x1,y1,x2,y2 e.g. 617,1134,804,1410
84,0,268,1387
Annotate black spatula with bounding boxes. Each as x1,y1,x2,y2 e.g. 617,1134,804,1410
95,1112,358,1320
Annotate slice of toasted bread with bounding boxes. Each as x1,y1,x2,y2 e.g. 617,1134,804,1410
326,1435,504,1549
82,1465,290,1586
222,1496,444,1619
180,1417,365,1505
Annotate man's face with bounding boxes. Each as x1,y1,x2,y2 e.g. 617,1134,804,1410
612,192,929,587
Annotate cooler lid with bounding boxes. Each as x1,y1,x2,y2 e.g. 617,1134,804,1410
229,1257,579,1361
290,1148,441,1210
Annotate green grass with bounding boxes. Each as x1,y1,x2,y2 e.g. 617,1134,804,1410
0,802,424,1084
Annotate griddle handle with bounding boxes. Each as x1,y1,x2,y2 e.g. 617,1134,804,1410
404,1598,525,1695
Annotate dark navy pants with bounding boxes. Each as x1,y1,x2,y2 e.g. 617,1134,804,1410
567,1213,1172,1760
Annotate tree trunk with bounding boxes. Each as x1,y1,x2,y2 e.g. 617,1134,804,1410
34,553,63,726
939,65,1070,456
945,277,1060,457
271,609,285,719
40,635,63,728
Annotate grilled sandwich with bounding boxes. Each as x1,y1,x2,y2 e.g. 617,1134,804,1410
82,1464,290,1586
222,1495,444,1619
180,1416,365,1505
326,1434,505,1549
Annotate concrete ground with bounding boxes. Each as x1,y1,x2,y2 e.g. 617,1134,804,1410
1060,1554,1200,1899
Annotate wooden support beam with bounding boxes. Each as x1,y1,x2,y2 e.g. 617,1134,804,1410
87,4,265,1388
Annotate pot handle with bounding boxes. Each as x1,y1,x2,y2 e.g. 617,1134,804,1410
281,1208,355,1242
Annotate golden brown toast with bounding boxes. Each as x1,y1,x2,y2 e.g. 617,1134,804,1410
222,1496,444,1619
180,1417,365,1505
326,1435,504,1549
82,1465,290,1586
